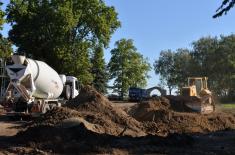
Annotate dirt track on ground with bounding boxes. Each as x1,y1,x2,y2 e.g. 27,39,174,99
0,86,235,154
0,120,19,137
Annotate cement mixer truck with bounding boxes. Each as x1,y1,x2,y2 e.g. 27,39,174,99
3,55,79,115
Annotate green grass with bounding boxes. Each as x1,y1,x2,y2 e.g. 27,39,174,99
222,104,235,109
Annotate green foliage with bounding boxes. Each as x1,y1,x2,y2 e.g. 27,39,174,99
91,45,108,93
154,34,235,100
222,104,235,108
215,35,235,97
213,0,235,18
60,41,93,85
108,39,151,97
6,0,121,84
154,49,192,94
0,1,13,58
0,1,4,31
190,37,221,94
173,48,192,88
0,37,13,58
190,36,235,97
154,50,176,94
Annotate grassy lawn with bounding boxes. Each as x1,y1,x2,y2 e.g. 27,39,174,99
221,103,235,109
218,104,235,114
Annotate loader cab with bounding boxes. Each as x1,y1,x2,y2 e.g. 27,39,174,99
188,77,208,95
182,77,208,97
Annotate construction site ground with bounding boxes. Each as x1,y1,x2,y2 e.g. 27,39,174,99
0,87,235,155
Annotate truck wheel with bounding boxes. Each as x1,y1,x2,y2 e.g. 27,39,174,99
42,104,50,114
64,85,71,100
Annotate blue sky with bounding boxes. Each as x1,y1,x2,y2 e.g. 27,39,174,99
104,0,235,88
1,1,235,89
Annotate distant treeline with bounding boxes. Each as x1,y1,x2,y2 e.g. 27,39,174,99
154,34,235,102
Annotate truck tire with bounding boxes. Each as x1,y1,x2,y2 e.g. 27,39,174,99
42,104,50,114
64,85,71,100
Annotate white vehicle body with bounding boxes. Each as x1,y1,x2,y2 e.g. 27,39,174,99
66,76,79,99
4,55,79,114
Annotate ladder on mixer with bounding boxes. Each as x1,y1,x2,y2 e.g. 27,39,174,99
0,58,8,98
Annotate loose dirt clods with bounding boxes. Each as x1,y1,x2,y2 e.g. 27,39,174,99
129,97,235,134
2,86,235,154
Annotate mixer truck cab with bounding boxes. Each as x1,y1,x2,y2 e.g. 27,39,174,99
3,55,79,115
60,75,80,99
66,76,79,98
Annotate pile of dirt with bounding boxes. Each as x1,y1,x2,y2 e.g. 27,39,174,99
128,98,171,122
14,123,195,154
7,86,235,154
30,88,235,137
129,98,235,135
33,86,145,137
144,112,235,135
65,86,145,136
35,107,82,126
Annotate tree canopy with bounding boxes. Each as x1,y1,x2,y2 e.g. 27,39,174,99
6,0,120,84
0,37,13,58
91,45,108,93
0,2,13,58
154,50,176,94
154,34,235,101
108,39,151,98
0,1,4,31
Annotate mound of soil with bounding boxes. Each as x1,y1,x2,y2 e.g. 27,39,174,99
128,98,171,122
14,123,194,154
145,112,235,135
129,98,235,135
35,107,82,126
65,86,145,136
7,86,235,154
32,86,144,137
33,88,235,137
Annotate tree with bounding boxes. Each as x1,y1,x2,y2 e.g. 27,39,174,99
214,35,235,98
0,37,13,58
191,37,219,77
0,1,4,31
154,50,176,95
213,0,235,18
108,39,151,98
173,48,192,89
6,0,121,84
61,41,93,85
190,37,222,93
0,1,12,58
154,49,194,94
91,45,108,93
189,35,235,99
154,34,235,101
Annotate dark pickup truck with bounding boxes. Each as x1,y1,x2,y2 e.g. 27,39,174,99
128,87,148,101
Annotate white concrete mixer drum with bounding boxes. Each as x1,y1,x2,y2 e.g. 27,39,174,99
4,55,79,114
26,58,64,99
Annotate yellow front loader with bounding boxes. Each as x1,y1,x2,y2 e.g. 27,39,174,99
181,77,215,114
